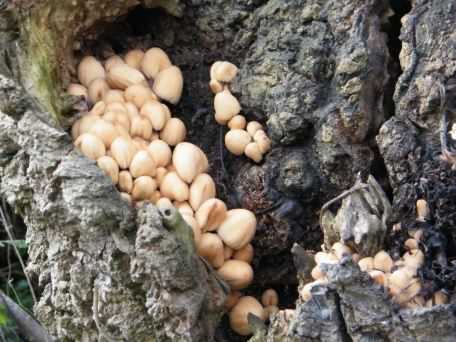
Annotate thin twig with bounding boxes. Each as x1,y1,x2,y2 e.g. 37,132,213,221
0,198,36,304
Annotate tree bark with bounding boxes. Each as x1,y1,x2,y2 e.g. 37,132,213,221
0,0,455,341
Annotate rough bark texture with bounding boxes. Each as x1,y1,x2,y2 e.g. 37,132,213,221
0,0,456,341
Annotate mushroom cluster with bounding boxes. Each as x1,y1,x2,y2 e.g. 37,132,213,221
301,199,448,309
226,288,279,336
209,61,272,163
69,49,273,335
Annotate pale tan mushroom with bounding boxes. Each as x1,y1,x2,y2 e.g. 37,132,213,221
217,260,254,290
189,173,216,211
78,56,106,87
229,296,265,336
153,66,184,104
217,209,256,250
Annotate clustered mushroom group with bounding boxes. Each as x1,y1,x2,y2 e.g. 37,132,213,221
209,61,272,163
69,49,277,336
301,199,448,308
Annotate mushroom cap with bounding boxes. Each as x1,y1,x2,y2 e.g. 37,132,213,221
107,64,146,90
373,250,393,273
253,130,272,154
147,139,172,167
130,115,153,141
212,61,238,83
217,209,256,250
358,257,374,272
261,289,279,307
172,142,209,183
195,198,227,232
110,136,138,169
97,156,119,184
160,171,189,202
131,176,157,201
152,66,184,104
225,129,251,156
189,173,216,211
105,55,125,72
140,100,169,131
78,56,106,87
125,84,156,108
224,291,242,311
103,89,125,104
246,121,263,137
229,296,264,336
232,243,254,264
214,89,241,124
74,133,106,160
217,260,254,290
141,47,172,79
197,233,224,269
160,118,187,146
89,101,106,116
244,142,263,163
124,49,145,70
228,115,247,130
88,119,119,148
118,171,133,193
129,150,157,178
88,78,110,104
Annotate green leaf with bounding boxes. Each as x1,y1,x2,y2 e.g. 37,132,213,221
0,304,9,326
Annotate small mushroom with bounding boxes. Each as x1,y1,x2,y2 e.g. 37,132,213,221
314,252,338,265
224,291,242,311
195,198,227,232
246,121,263,137
152,66,184,104
197,233,224,269
103,89,125,104
373,250,393,273
225,129,251,155
228,115,247,130
209,79,224,94
155,167,168,186
74,133,106,160
160,118,187,146
97,156,119,184
160,171,189,202
224,245,234,260
125,102,140,119
244,142,263,163
149,190,161,204
369,270,387,286
140,100,169,131
120,192,132,204
394,278,421,305
105,55,125,72
212,61,238,83
78,56,106,87
129,150,157,178
311,265,325,280
130,115,153,140
358,257,374,272
125,84,157,108
210,61,223,80
156,197,173,208
89,101,106,116
174,201,194,216
232,244,254,264
118,170,133,193
88,78,110,104
388,268,414,294
189,173,216,211
217,260,254,290
214,89,241,125
217,209,256,250
416,199,429,222
105,101,128,115
229,296,265,336
78,114,100,135
88,119,119,148
107,64,146,90
110,137,137,169
404,238,419,250
403,249,424,269
253,130,272,154
124,49,145,70
131,176,157,201
141,47,172,79
67,83,88,100
433,291,448,305
261,289,279,307
172,142,209,183
147,140,172,167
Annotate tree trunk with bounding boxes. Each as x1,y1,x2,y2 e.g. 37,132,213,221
0,0,455,341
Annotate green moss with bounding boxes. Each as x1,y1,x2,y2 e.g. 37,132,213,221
18,7,66,124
